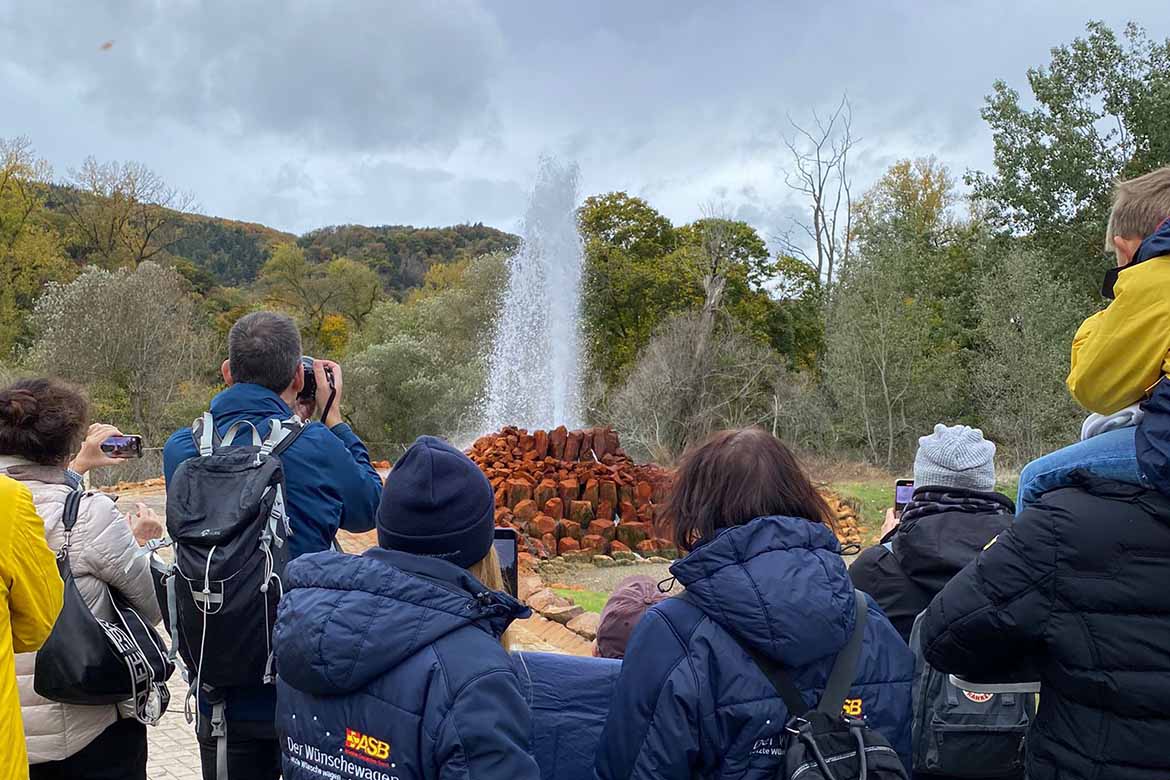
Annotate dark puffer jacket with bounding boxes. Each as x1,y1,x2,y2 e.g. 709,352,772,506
273,547,540,780
595,515,915,780
921,473,1170,780
850,488,1015,642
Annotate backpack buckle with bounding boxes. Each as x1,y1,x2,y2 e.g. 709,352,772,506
785,716,811,736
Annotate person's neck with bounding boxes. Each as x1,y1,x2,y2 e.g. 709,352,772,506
279,387,297,407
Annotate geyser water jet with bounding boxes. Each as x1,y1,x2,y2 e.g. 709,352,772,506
483,157,584,431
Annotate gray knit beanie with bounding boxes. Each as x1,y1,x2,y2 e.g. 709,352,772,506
913,424,997,492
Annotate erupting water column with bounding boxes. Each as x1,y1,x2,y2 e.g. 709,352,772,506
483,157,584,432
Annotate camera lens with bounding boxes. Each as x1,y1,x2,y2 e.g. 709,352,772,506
298,356,317,400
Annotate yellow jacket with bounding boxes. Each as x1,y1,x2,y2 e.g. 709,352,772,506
0,476,63,780
1068,254,1170,414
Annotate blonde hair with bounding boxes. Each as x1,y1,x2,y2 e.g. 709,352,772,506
466,545,517,651
1106,166,1170,251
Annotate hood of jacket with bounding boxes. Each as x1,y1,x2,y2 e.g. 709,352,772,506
274,548,531,696
669,515,855,667
209,382,293,423
894,488,1014,584
1134,217,1170,265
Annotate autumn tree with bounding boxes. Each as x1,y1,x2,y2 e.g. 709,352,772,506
970,21,1170,291
61,157,196,269
259,243,382,355
0,137,71,357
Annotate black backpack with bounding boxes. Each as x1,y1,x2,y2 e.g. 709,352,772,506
34,488,174,724
745,590,908,780
909,612,1032,778
163,413,303,765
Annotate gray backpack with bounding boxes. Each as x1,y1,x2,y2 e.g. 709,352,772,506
909,611,1032,777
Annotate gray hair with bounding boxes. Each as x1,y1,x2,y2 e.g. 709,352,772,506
227,312,302,393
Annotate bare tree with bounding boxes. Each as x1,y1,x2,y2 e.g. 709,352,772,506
62,157,197,269
777,96,856,287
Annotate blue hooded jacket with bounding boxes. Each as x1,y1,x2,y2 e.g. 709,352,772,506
274,548,541,780
595,516,914,780
162,382,383,720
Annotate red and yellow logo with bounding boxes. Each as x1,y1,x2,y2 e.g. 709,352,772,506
345,728,391,762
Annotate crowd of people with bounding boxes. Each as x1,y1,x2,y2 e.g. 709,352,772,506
0,166,1168,780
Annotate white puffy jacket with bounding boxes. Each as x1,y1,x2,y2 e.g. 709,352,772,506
2,456,163,764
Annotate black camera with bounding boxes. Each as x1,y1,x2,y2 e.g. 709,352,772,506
297,356,337,421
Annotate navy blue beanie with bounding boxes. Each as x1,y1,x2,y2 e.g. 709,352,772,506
376,436,495,569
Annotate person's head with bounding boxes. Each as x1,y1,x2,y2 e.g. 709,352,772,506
594,575,668,659
223,311,304,397
913,423,996,493
663,428,836,553
377,435,496,569
0,378,89,467
1106,166,1170,266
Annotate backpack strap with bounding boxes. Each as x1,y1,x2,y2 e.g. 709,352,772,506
741,589,869,721
816,590,868,715
261,417,305,458
193,412,221,457
61,488,83,534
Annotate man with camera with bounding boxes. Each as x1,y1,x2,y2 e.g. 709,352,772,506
162,311,382,780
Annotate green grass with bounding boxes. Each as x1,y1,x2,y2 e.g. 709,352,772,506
833,477,1021,546
552,587,609,614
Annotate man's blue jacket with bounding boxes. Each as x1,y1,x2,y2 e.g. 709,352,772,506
162,382,382,720
274,548,540,780
595,516,915,779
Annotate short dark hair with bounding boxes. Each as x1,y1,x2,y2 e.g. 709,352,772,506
662,428,837,552
228,312,302,393
0,378,89,466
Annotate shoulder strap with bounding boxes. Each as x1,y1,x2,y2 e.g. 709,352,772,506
742,589,869,720
192,412,221,456
816,590,868,714
61,488,83,534
266,417,306,458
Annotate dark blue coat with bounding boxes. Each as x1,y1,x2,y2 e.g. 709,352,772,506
595,516,915,780
162,382,383,721
274,548,541,780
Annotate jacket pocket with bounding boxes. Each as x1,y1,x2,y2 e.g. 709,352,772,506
923,721,1026,777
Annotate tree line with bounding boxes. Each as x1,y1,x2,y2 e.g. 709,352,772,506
2,20,1167,472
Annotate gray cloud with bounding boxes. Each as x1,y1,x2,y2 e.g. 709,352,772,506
1,0,1166,237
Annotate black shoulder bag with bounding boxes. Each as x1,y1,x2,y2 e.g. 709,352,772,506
34,489,174,724
744,590,908,780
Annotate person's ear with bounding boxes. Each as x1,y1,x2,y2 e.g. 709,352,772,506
221,359,233,386
1113,235,1142,266
290,362,305,396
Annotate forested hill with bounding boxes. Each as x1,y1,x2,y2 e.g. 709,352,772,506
38,182,518,294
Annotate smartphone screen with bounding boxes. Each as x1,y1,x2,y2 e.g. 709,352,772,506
493,528,519,596
100,435,143,459
894,480,915,512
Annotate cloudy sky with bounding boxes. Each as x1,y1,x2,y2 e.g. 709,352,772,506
1,1,1166,240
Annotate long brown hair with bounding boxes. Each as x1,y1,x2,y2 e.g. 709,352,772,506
466,545,516,651
662,428,836,552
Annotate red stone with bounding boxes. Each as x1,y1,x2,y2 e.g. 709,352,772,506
558,537,580,555
543,497,564,521
580,534,605,554
619,500,637,522
599,480,617,509
569,500,594,525
513,499,538,524
550,426,568,460
534,479,557,509
557,519,582,541
558,479,579,505
616,521,650,549
610,540,631,554
541,532,557,553
533,430,549,459
636,539,660,554
578,430,594,460
582,479,599,509
635,481,653,506
596,499,614,522
533,515,557,537
506,479,532,509
618,484,634,506
564,430,582,462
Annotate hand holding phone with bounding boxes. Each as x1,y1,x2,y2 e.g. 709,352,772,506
100,434,143,459
70,424,140,475
894,479,915,514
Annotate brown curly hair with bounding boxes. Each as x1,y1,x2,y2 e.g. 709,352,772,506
0,378,90,466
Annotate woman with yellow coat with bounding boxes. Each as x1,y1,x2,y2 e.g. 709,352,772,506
0,475,63,779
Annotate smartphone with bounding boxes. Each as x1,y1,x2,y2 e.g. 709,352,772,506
493,527,519,597
100,434,143,459
894,479,915,513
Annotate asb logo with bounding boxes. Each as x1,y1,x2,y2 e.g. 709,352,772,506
963,691,995,704
345,728,391,762
842,698,863,717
